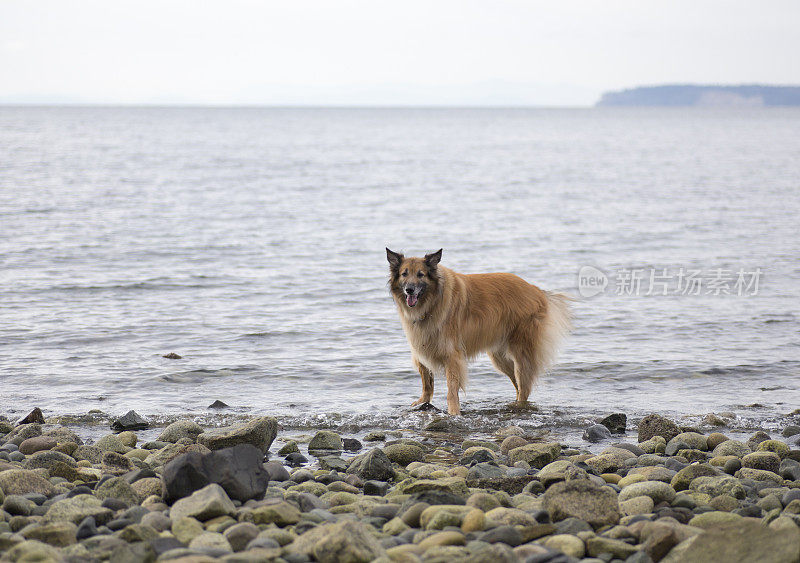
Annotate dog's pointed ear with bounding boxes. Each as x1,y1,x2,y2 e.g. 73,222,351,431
424,249,443,269
386,248,404,271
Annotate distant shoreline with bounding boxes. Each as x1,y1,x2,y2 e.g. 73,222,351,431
597,84,800,107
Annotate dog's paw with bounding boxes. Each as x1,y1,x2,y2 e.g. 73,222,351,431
411,401,440,412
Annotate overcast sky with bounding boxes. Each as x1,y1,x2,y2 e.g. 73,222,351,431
1,1,798,106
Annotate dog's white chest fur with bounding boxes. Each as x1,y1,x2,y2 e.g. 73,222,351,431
399,314,450,371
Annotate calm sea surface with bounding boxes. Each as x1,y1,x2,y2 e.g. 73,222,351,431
1,106,799,442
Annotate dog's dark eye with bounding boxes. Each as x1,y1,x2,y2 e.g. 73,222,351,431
401,270,408,277
417,272,425,278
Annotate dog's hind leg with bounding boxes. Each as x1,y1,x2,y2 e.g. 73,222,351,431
509,321,543,404
410,357,434,406
445,354,467,415
489,351,518,393
511,353,535,403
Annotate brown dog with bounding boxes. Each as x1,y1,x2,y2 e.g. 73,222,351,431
387,248,572,415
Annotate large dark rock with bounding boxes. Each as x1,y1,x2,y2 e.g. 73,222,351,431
17,408,45,425
599,413,627,434
346,448,395,481
161,444,269,503
111,410,149,432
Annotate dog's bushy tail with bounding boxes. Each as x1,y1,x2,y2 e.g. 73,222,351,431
533,291,573,377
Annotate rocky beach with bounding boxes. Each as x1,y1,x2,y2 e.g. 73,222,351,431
1,408,800,563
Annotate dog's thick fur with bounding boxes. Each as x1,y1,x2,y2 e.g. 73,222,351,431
387,248,571,415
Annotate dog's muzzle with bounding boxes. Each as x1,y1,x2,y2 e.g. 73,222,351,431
404,284,424,307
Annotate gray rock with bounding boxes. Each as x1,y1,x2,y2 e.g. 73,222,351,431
21,522,77,547
308,430,343,451
95,477,139,506
780,458,800,481
742,451,780,473
169,483,236,522
613,442,646,456
638,414,680,443
72,445,102,463
95,434,129,453
111,410,149,431
4,423,42,446
3,495,36,516
746,431,771,450
661,519,800,563
224,522,260,552
144,442,210,468
347,448,396,481
723,458,742,475
670,463,721,491
313,520,386,562
665,441,692,457
618,481,676,504
424,416,468,432
101,451,136,475
383,443,426,466
318,456,348,471
44,494,113,525
277,441,300,455
543,479,621,527
158,420,204,443
555,516,593,535
467,463,506,480
196,416,277,453
667,432,708,452
584,424,612,442
263,460,291,482
734,467,783,483
43,426,83,445
22,450,78,471
712,440,751,457
689,476,746,499
342,438,362,452
0,469,57,496
479,525,523,546
782,425,800,438
4,539,62,561
507,442,561,468
18,436,57,455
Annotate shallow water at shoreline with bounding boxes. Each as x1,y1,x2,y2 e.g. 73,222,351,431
2,106,799,433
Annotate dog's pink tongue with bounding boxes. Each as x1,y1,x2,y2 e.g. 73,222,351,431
406,294,418,307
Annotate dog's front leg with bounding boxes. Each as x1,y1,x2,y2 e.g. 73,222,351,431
445,355,466,415
410,358,434,406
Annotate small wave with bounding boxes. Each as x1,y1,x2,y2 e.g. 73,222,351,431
236,330,306,340
160,367,255,383
0,207,57,216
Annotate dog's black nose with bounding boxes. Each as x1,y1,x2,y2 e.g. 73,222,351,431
405,287,415,295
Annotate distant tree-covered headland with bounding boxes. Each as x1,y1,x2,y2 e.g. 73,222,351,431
596,84,800,107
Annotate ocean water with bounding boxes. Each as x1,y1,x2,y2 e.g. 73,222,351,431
1,106,799,442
